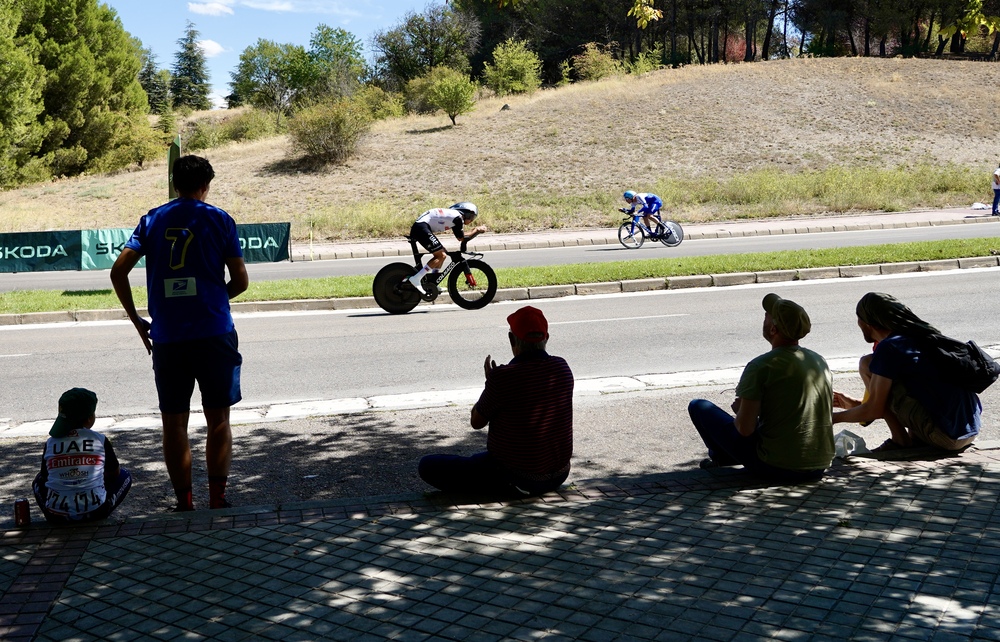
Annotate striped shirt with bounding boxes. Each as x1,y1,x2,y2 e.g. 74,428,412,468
475,350,574,481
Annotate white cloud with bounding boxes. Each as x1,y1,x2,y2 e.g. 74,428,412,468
197,39,227,58
241,0,295,11
240,1,362,16
188,2,236,16
209,92,229,110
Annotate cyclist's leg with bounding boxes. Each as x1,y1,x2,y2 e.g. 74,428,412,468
407,224,444,292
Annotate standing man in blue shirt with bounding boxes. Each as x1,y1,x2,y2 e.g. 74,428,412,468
111,155,249,511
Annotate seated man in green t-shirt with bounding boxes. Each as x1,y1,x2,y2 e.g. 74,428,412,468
688,293,835,482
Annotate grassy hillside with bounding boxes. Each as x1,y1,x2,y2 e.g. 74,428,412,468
2,57,999,241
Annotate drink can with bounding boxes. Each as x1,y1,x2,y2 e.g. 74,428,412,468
14,498,30,527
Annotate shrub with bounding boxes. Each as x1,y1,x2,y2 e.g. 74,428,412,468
354,85,405,120
557,60,572,87
221,109,280,142
185,120,222,151
404,66,476,114
425,67,477,125
483,39,542,96
288,98,372,164
572,42,622,81
156,103,177,137
626,45,663,75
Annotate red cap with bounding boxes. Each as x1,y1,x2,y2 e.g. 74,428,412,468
507,306,548,342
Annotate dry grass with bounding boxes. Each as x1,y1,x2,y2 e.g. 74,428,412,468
2,57,999,240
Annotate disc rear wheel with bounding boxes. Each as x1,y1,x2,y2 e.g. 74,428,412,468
373,263,421,314
659,221,684,247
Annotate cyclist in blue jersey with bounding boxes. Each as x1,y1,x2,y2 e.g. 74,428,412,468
111,155,249,512
406,202,487,294
620,190,664,237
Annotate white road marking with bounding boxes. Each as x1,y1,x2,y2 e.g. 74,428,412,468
551,314,688,325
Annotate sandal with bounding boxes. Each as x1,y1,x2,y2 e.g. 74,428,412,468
871,438,906,453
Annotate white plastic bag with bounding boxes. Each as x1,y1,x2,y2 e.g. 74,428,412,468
972,202,989,210
834,429,870,459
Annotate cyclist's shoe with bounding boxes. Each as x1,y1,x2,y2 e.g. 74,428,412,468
406,274,426,295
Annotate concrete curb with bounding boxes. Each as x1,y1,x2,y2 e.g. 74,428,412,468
3,255,997,326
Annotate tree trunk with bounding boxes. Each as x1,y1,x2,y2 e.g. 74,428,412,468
923,10,936,52
783,0,790,58
863,17,870,57
670,0,678,62
711,17,720,63
949,32,963,54
761,0,779,60
935,35,947,57
992,31,1000,57
881,34,888,57
745,14,755,62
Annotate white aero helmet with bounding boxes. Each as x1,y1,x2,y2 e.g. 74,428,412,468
451,202,478,220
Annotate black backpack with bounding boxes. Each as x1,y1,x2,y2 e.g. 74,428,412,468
925,335,1000,394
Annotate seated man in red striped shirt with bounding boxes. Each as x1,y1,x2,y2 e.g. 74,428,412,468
418,306,574,497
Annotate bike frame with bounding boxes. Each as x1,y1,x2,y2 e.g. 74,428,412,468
624,214,666,238
406,238,484,288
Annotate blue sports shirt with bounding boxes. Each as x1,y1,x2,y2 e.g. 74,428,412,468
626,193,663,215
125,197,243,344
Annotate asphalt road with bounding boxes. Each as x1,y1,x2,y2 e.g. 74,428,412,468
2,221,999,292
2,267,998,423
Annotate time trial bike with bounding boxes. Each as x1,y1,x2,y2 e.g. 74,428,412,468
617,210,684,249
372,237,498,314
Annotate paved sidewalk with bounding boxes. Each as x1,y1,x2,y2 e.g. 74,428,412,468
3,446,1000,641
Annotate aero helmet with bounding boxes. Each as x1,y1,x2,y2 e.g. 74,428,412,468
451,202,478,220
623,190,636,201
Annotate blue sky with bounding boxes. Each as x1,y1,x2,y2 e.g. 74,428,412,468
102,0,441,107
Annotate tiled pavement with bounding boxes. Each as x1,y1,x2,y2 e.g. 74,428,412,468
3,448,1000,641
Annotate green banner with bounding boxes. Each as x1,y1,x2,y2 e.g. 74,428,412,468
0,223,289,273
81,228,145,271
0,231,80,273
237,223,290,263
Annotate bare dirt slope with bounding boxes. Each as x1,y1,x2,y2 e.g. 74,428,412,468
2,57,999,239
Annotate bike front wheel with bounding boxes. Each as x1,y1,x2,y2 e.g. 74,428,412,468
448,259,497,310
659,221,684,247
618,222,644,249
373,262,422,314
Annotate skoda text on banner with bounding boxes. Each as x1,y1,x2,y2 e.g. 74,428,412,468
237,223,291,263
81,228,146,271
0,231,81,273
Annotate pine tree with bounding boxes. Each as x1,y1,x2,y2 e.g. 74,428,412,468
171,21,211,111
138,44,170,112
0,0,48,187
33,0,149,176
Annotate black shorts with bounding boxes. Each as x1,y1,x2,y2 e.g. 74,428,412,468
410,222,444,253
152,330,242,413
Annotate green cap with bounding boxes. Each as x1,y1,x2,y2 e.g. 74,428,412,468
762,293,811,341
50,388,98,438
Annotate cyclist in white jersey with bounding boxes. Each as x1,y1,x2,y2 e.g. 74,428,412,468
407,202,487,294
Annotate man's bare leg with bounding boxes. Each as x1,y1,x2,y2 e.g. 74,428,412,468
205,406,232,508
162,412,194,510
